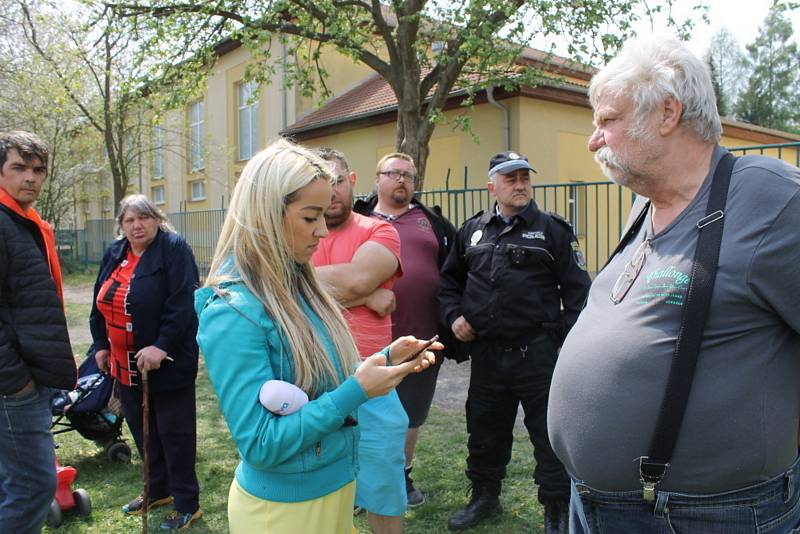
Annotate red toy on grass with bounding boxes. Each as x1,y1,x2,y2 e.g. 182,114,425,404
46,458,91,528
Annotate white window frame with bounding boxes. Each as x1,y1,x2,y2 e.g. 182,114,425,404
188,101,204,171
190,180,205,201
152,124,164,179
237,81,260,161
152,185,165,205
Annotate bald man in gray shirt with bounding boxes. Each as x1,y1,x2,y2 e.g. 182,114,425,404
548,35,800,533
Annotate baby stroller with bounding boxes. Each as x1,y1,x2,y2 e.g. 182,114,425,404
47,353,133,526
51,353,132,464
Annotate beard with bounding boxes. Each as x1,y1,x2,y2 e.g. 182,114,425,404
389,186,411,206
594,137,659,192
324,196,353,229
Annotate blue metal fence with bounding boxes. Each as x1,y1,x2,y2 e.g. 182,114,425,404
728,142,800,166
418,181,636,273
60,142,798,276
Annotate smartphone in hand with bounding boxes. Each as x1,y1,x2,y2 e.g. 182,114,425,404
409,335,439,360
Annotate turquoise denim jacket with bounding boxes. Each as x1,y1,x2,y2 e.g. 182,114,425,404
195,280,368,503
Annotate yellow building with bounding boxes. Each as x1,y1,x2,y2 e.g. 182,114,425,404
279,46,800,269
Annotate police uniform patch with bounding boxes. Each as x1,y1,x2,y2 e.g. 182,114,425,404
521,231,545,240
571,240,587,271
470,230,483,246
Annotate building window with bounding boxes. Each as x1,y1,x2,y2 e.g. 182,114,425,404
152,185,165,205
238,81,260,161
152,125,164,179
188,101,204,171
190,180,205,201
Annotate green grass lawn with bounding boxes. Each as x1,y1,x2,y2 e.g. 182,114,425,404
44,361,236,533
46,381,543,533
64,300,92,332
61,265,101,287
53,273,545,533
398,410,544,534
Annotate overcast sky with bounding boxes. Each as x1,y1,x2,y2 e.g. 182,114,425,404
527,1,800,63
653,0,800,58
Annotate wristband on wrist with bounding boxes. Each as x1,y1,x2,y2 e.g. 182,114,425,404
379,345,392,366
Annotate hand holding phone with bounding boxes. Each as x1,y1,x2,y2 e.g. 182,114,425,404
387,334,441,367
355,335,443,398
408,335,439,360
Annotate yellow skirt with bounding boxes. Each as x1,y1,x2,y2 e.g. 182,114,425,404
228,478,356,534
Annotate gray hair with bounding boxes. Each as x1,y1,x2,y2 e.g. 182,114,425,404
589,34,722,143
115,194,174,235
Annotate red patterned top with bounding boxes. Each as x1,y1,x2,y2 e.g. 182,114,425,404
95,249,140,386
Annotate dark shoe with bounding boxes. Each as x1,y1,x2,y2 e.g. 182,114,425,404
543,499,568,534
122,494,173,515
447,487,502,531
405,467,426,507
159,509,203,530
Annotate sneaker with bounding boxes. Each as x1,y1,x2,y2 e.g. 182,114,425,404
160,509,203,530
407,485,425,507
122,495,174,515
405,467,426,507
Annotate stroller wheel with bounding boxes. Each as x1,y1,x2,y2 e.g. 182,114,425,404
106,441,131,463
73,488,92,516
47,499,62,527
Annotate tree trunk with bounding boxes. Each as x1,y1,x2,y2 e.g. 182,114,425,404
399,129,430,190
396,103,433,190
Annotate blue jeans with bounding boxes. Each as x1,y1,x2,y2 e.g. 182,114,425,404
0,385,56,534
570,455,800,534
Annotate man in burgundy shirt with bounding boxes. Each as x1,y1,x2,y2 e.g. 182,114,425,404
354,152,455,508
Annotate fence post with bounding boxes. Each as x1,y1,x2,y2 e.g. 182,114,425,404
462,166,468,228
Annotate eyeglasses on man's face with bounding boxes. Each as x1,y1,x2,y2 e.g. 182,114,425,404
379,169,417,183
610,238,651,304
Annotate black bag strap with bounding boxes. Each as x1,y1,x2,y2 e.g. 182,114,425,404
638,152,736,502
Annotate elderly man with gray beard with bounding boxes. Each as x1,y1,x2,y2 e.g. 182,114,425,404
548,35,800,533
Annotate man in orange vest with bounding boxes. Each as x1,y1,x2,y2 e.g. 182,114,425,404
0,130,77,532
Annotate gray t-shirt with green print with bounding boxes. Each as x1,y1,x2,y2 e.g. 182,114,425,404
548,145,800,493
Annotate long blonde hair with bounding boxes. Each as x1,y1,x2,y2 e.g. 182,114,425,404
205,139,359,395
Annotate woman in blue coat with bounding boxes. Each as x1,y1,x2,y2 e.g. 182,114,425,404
195,139,439,533
90,194,201,531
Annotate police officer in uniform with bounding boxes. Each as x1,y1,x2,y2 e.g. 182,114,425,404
439,151,590,533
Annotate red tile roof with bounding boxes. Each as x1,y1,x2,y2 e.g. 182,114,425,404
286,74,396,133
277,44,798,144
283,68,588,135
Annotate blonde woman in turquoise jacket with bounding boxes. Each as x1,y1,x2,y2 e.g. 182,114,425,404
195,139,440,534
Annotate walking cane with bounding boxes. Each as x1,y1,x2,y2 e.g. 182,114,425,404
142,368,149,534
